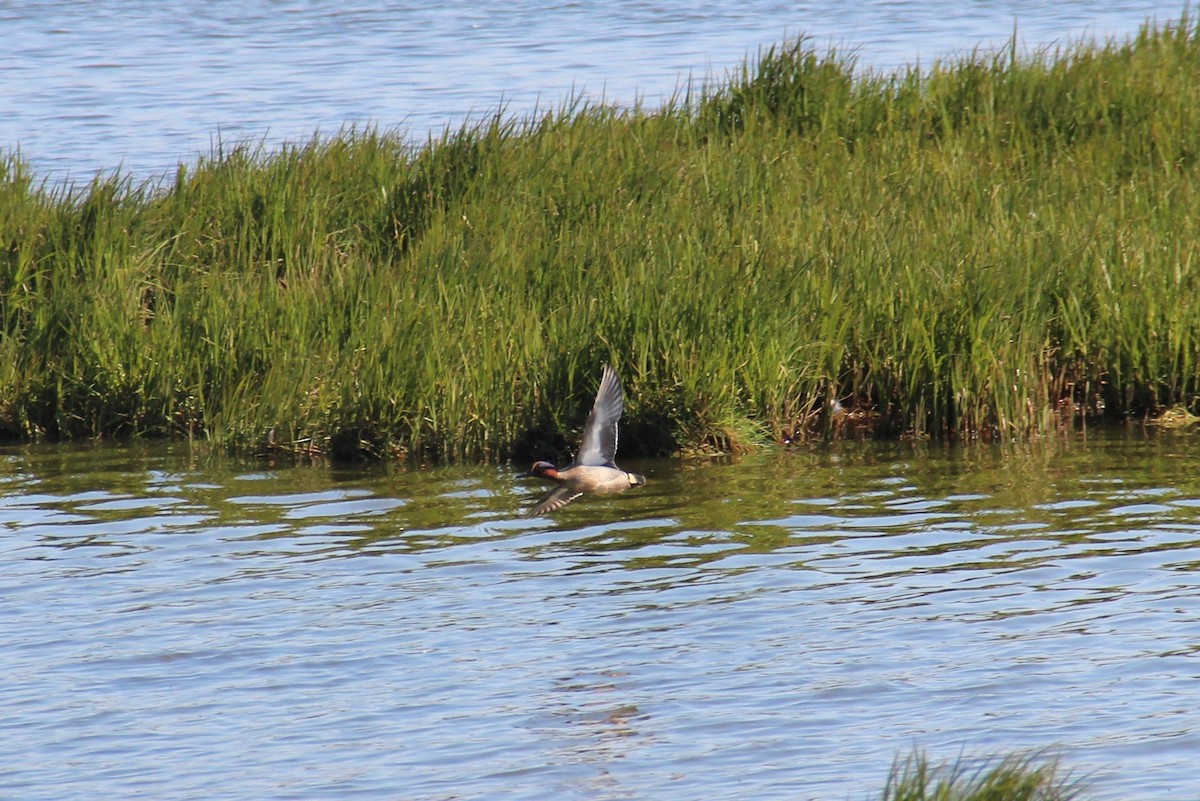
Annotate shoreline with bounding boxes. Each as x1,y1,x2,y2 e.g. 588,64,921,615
2,15,1198,461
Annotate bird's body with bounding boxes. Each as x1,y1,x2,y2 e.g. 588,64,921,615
522,364,645,516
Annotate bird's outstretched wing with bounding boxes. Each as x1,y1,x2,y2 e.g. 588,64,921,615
575,364,623,467
528,486,584,516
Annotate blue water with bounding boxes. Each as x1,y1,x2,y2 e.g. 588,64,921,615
0,1,1186,181
2,435,1200,800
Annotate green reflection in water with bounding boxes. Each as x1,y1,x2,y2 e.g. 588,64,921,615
3,428,1199,577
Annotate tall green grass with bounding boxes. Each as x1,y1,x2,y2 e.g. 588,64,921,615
882,751,1084,801
2,14,1199,459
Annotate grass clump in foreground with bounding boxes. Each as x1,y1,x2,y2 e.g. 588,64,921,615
882,751,1085,801
2,14,1200,460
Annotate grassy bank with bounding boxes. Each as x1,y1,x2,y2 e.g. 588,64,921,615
2,15,1199,460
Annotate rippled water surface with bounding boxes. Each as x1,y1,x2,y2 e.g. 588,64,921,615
0,1,1187,179
3,433,1199,800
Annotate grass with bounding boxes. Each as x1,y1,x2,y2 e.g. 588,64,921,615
882,751,1085,801
2,13,1200,460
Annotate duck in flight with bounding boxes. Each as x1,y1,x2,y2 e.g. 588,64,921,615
522,364,646,516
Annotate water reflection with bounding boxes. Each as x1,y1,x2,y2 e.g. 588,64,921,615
2,432,1199,800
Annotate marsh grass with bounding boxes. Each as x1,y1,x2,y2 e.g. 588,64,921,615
882,751,1085,801
2,14,1199,459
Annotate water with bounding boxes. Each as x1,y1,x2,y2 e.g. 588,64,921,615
3,432,1199,800
0,1,1187,181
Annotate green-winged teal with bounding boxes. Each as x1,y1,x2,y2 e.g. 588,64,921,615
521,364,646,516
